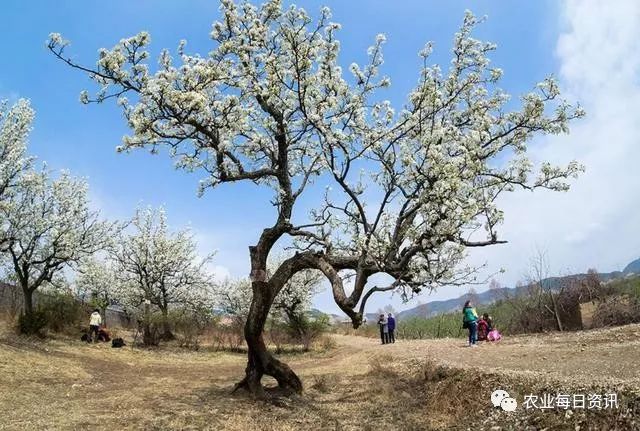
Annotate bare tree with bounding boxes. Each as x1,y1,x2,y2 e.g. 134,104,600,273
488,278,501,291
527,249,564,331
49,2,583,395
466,287,480,306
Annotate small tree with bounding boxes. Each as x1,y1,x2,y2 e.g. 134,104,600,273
76,257,121,325
0,169,114,331
527,249,564,331
466,287,480,307
218,268,322,350
50,2,583,395
272,269,321,326
111,207,214,342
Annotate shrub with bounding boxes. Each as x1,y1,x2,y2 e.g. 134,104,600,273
268,318,291,353
286,313,330,351
171,308,215,350
317,335,337,351
39,291,86,332
18,311,48,335
592,296,640,327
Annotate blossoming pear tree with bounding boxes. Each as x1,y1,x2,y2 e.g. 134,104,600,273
0,99,34,239
110,206,215,341
217,265,321,323
76,257,121,325
49,1,583,395
0,169,115,323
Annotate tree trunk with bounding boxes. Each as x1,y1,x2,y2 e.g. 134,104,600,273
23,287,34,316
550,294,564,332
142,300,155,346
101,307,108,327
159,306,174,341
234,280,302,398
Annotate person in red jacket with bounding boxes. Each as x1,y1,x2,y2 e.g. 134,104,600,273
477,315,489,341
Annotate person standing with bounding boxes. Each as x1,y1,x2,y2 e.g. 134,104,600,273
462,300,479,347
377,313,389,344
89,309,102,343
387,313,396,343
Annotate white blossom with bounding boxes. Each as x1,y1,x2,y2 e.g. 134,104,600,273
51,3,584,325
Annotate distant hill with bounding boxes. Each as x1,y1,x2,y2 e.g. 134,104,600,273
623,258,640,275
393,257,639,321
313,257,639,324
396,288,509,320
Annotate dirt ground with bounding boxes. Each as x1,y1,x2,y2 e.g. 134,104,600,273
1,324,639,430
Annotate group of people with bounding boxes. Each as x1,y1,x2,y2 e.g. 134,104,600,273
377,313,396,344
462,300,501,347
81,309,111,343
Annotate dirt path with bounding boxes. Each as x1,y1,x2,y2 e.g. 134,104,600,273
1,324,639,430
331,324,640,389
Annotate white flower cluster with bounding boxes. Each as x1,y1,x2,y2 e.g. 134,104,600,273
0,99,34,206
49,3,584,316
109,206,215,314
0,166,115,298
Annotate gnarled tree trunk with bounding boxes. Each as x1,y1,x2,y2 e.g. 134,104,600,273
234,279,302,397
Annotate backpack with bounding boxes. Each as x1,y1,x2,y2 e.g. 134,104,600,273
111,338,126,348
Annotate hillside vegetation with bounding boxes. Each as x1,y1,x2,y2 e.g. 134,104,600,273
351,275,640,340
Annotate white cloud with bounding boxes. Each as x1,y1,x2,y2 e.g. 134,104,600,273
469,0,640,286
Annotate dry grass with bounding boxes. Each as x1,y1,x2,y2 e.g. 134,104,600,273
1,324,640,430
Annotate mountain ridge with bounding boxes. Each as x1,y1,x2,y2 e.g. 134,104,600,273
315,256,640,323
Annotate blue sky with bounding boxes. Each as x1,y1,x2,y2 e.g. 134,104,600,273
2,1,639,316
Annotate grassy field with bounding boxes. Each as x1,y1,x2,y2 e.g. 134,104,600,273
1,323,640,430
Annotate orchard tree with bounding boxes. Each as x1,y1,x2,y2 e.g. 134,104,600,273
49,2,583,395
271,268,322,327
111,207,214,341
0,169,114,322
76,257,121,325
218,267,322,332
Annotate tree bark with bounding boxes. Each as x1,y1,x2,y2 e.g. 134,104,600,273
234,280,302,397
142,300,155,346
159,306,174,341
23,287,34,316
